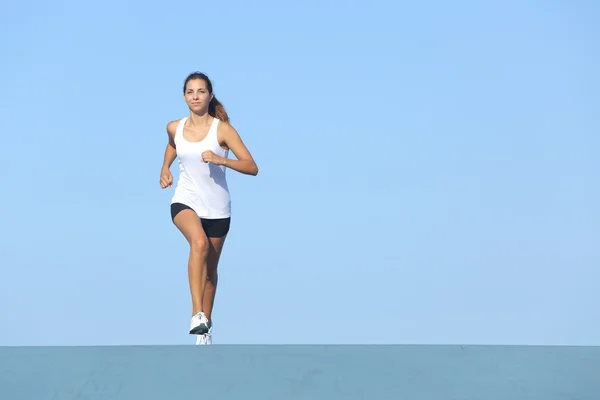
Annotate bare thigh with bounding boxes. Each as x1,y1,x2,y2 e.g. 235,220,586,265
207,236,227,274
173,209,208,249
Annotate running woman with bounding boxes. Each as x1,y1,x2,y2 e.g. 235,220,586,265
159,72,259,344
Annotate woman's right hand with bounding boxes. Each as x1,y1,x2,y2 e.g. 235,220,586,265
160,168,173,188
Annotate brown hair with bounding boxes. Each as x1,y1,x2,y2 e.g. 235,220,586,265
183,72,230,123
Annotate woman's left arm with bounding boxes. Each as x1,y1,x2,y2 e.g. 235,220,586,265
202,122,259,176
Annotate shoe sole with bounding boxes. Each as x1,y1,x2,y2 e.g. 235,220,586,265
189,323,209,335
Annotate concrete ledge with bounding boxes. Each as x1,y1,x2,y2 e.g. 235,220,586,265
2,345,599,399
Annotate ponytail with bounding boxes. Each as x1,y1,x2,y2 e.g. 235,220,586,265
209,96,229,123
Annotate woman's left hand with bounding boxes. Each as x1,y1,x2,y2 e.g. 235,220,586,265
201,150,225,165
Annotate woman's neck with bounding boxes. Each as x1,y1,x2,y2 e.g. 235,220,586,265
188,110,212,126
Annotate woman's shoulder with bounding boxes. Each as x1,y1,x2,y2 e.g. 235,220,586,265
166,118,185,137
216,119,237,134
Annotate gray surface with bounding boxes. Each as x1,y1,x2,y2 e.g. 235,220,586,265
1,345,599,399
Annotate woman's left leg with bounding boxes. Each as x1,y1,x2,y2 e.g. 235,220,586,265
203,235,227,328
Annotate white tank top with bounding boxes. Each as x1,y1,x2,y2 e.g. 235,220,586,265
170,116,231,219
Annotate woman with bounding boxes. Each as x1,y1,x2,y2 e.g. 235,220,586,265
159,72,259,345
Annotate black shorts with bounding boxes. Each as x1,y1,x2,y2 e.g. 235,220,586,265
170,203,231,238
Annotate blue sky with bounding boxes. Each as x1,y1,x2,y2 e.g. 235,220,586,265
1,0,598,346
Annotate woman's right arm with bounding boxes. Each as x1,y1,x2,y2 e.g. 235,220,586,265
160,121,178,188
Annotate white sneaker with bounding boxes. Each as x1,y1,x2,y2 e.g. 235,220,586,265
189,312,209,334
195,327,212,345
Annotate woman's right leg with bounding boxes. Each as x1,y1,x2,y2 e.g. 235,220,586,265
172,207,210,332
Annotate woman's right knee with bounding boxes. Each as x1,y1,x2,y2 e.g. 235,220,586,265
189,237,209,255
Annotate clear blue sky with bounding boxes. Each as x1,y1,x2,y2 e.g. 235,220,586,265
1,0,598,346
